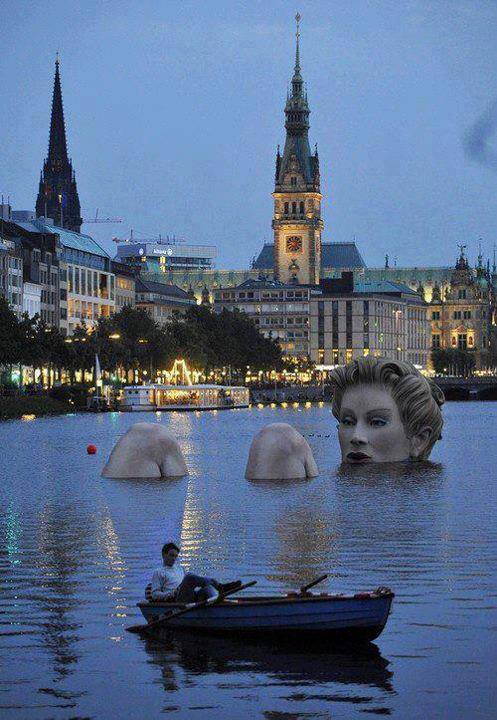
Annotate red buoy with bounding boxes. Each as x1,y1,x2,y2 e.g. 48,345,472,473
87,444,97,455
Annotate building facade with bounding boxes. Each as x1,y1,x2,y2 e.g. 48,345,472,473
49,224,115,335
213,279,312,355
0,234,23,317
135,278,196,325
214,274,429,366
115,239,216,273
22,282,42,318
111,260,136,311
429,249,490,368
310,276,429,367
1,220,61,326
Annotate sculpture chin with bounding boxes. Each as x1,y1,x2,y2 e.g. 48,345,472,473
245,423,318,480
102,422,188,479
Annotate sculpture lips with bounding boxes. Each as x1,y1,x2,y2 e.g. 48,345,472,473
346,451,371,463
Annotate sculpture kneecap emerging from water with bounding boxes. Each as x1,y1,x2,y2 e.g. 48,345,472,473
102,422,188,478
330,356,444,464
245,423,318,480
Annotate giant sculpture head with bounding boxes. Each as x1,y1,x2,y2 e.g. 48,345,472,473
330,357,444,464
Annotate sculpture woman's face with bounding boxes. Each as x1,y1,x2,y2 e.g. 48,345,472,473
337,384,412,464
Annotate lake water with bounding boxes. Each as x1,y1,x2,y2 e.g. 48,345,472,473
0,403,496,719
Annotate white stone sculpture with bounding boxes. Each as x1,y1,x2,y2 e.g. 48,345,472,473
245,422,318,480
330,357,444,464
102,422,188,478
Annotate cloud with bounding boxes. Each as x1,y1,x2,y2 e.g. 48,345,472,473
463,99,497,171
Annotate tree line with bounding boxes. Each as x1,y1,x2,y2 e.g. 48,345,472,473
0,298,283,387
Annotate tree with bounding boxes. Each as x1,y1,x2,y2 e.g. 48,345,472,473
431,347,476,377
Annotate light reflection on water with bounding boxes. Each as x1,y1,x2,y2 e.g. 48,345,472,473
0,403,496,718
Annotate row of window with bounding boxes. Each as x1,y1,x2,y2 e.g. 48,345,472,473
41,289,56,304
219,290,307,301
68,266,115,300
68,299,112,320
283,201,306,215
63,247,108,271
432,333,476,350
432,309,477,320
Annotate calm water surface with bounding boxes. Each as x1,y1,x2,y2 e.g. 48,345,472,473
0,403,496,719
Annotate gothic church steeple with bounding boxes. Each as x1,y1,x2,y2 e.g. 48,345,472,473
36,56,82,233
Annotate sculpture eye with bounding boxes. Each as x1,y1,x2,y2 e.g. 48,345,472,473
370,417,387,427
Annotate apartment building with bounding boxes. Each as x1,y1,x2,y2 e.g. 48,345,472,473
213,279,312,356
310,276,429,368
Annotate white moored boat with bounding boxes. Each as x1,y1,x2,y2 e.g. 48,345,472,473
120,384,250,412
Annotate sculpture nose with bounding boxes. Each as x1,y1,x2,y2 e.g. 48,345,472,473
351,429,367,446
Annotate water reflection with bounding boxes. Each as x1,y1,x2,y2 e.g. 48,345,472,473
143,632,394,714
335,460,445,484
33,503,88,678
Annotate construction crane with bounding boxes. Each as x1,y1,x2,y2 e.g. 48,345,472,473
82,208,122,224
112,230,186,245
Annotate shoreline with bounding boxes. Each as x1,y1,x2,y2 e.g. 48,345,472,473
0,395,73,421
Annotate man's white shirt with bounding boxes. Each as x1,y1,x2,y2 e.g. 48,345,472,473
150,563,185,600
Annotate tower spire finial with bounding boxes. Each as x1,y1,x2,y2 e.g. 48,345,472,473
295,12,301,72
48,55,68,165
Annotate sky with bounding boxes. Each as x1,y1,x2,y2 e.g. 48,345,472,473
1,0,497,270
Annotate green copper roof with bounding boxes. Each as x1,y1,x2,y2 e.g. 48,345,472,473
40,222,110,258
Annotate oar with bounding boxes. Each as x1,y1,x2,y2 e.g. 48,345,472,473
126,580,257,635
300,574,328,594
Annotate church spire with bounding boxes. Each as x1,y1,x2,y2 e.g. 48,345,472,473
35,56,82,233
48,55,68,166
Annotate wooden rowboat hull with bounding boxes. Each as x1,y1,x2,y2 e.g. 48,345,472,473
137,591,394,642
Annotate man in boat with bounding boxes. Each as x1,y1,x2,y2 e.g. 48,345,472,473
146,542,241,604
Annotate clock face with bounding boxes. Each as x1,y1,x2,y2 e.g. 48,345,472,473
286,236,303,253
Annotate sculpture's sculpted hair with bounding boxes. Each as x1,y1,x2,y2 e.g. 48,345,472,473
330,357,444,460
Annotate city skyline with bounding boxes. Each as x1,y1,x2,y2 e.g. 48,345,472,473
1,1,497,269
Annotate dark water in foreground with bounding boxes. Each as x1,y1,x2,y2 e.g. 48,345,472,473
0,403,496,719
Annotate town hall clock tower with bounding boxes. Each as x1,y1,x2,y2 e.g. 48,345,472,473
273,15,323,286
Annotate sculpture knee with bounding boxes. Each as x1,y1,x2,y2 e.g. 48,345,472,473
245,423,318,480
102,422,188,478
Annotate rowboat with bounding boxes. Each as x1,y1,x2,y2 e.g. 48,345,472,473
137,588,394,642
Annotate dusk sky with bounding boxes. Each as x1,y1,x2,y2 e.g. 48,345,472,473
2,0,497,269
